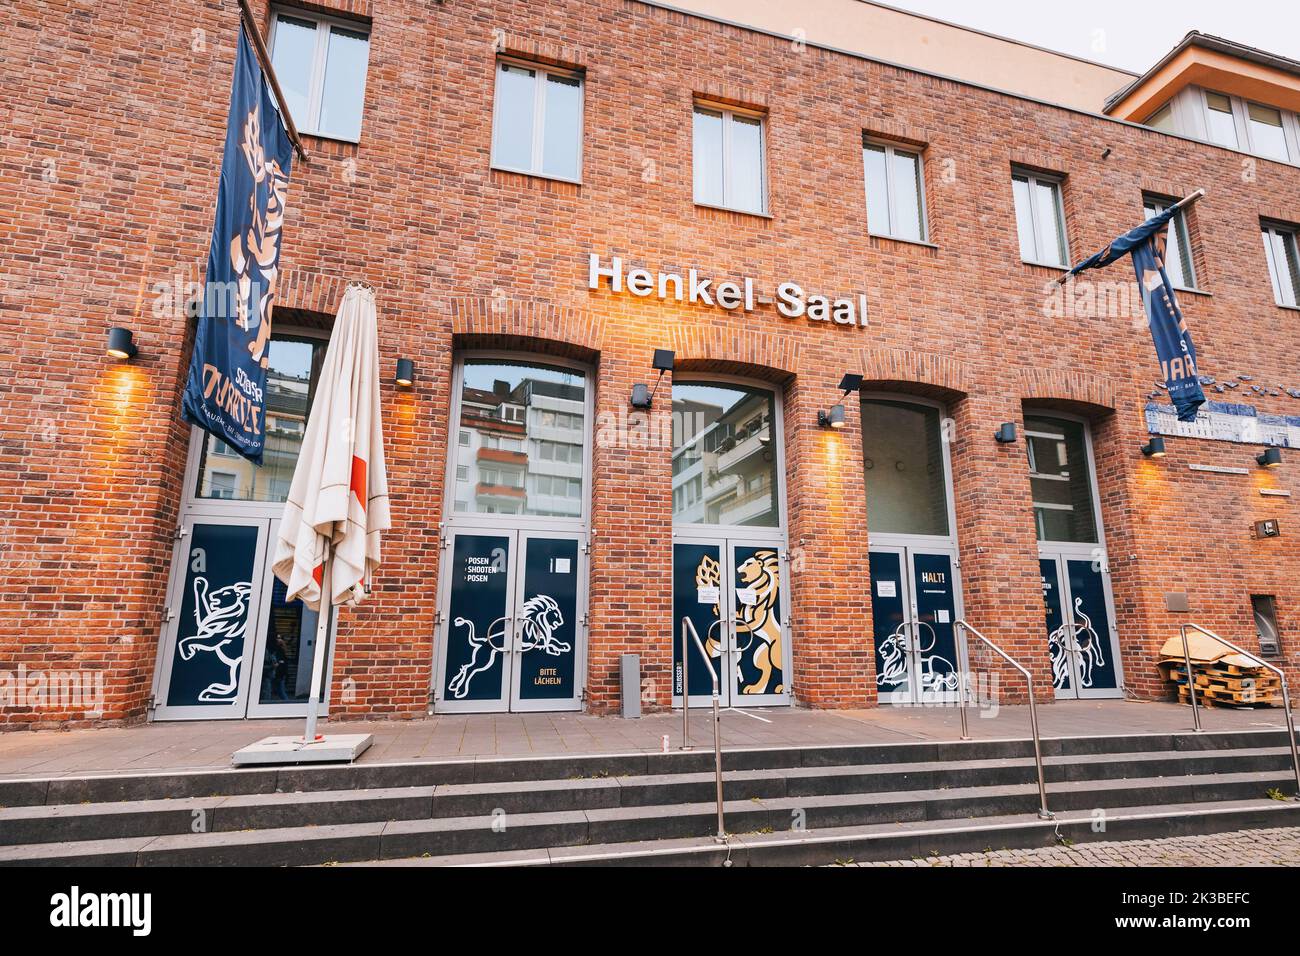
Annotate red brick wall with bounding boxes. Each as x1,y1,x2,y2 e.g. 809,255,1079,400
1,0,1297,727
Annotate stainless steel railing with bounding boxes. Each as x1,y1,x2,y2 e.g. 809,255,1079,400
680,617,726,842
1177,622,1300,799
954,619,1052,819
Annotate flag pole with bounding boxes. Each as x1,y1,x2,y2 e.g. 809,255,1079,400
300,541,331,746
1052,188,1205,287
236,0,310,163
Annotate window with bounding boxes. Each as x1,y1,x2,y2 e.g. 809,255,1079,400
860,400,951,537
1262,223,1300,307
692,105,767,215
268,9,370,142
1025,416,1098,544
672,382,779,527
196,334,326,503
1246,102,1291,162
456,465,469,481
490,60,583,182
863,139,926,242
1012,170,1068,268
452,359,588,519
1203,91,1239,149
1252,595,1282,657
1145,102,1176,133
1143,195,1197,290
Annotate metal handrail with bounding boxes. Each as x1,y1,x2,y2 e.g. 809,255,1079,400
955,619,1052,819
680,617,726,842
1177,622,1300,799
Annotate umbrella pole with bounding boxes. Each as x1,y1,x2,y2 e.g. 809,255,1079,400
301,542,331,745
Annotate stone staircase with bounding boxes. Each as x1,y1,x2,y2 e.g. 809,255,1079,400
2,729,1298,866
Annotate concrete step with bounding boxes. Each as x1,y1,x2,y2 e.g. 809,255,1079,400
2,769,1294,866
2,746,1292,845
364,799,1300,868
3,728,1290,809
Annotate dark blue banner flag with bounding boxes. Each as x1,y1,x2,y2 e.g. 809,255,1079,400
182,23,294,464
1062,204,1205,422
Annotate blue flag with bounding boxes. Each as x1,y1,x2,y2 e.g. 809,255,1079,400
182,23,294,464
1063,205,1205,422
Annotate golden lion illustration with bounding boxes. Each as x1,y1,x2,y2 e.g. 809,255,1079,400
693,550,783,695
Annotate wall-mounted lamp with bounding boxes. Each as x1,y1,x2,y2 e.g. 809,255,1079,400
1141,436,1167,458
994,422,1017,444
106,326,137,361
630,349,674,408
395,358,415,388
1257,447,1282,469
819,374,863,429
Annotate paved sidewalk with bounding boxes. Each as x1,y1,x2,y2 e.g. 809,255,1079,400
842,826,1300,866
0,698,1291,780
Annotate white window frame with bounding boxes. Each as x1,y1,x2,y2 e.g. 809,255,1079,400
863,138,929,242
1262,221,1300,308
267,7,371,143
692,102,768,216
1143,194,1198,291
489,57,585,184
1199,88,1300,164
1012,169,1070,269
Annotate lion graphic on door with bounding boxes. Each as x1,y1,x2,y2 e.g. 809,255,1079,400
695,550,783,695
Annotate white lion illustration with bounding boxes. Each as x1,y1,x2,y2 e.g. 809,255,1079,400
876,621,959,693
177,577,251,702
1048,598,1106,689
447,594,568,699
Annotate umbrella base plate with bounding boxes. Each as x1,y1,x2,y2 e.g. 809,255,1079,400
231,734,373,767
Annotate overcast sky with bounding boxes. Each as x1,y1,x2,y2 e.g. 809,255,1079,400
880,0,1300,73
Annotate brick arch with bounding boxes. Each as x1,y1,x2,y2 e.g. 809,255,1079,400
277,268,353,316
668,326,799,381
447,296,606,356
1019,368,1120,417
855,347,970,403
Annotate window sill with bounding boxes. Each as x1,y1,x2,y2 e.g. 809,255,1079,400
1276,302,1300,312
490,164,583,187
694,202,773,221
1022,259,1069,273
1172,285,1211,297
303,131,361,148
869,233,939,251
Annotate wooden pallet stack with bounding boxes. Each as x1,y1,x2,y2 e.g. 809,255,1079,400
1157,633,1282,709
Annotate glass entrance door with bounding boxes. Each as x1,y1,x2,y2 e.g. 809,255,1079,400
435,528,585,713
1026,414,1123,699
1040,554,1122,698
673,538,789,707
869,546,963,704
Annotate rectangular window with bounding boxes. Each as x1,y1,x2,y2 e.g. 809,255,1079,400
693,104,767,215
1246,102,1291,162
268,9,370,142
1204,91,1239,149
1262,222,1300,307
863,139,926,242
1252,595,1282,657
1143,195,1197,290
1145,102,1176,133
490,60,583,182
1012,170,1068,268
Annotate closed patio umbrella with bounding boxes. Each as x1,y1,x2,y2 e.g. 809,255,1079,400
272,281,390,745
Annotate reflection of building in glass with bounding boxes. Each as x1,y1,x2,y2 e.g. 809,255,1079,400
454,367,585,517
672,388,777,526
196,339,317,503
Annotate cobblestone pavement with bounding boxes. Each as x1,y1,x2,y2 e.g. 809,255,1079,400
835,827,1300,866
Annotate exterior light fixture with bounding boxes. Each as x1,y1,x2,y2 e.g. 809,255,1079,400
818,404,846,429
106,326,137,360
631,349,674,409
1257,447,1282,469
395,358,415,388
1141,436,1166,458
819,374,862,429
994,422,1017,444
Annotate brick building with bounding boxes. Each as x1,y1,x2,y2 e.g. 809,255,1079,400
2,0,1299,727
